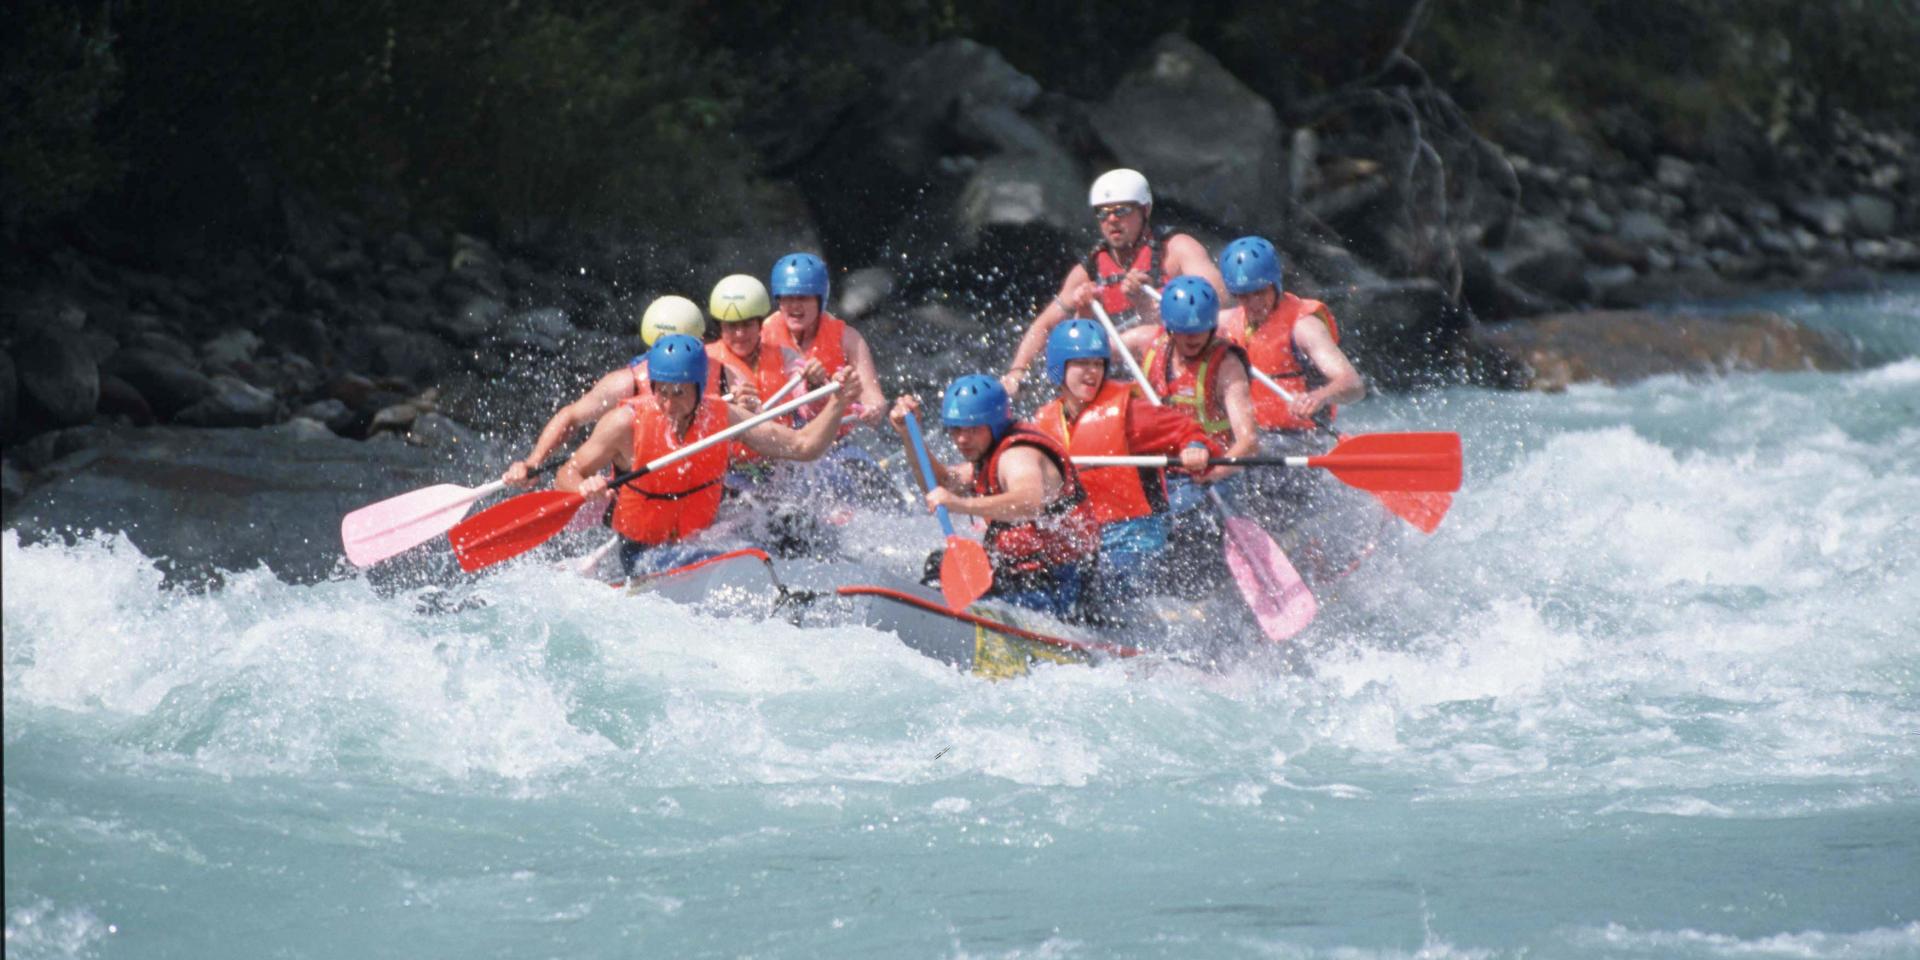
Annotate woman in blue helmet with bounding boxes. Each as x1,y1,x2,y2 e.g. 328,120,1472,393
886,376,1097,620
763,252,888,428
557,335,865,576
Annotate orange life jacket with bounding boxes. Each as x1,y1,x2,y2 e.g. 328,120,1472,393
973,427,1097,573
1142,333,1244,438
610,394,731,546
1081,227,1169,325
760,312,850,430
1219,293,1339,432
1031,380,1163,527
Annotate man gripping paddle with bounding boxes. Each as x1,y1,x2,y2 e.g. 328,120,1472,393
560,335,862,576
889,376,1097,620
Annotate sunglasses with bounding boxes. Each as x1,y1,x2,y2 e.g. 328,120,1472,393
1094,203,1140,221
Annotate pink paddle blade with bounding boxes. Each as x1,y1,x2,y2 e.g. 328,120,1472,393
341,483,488,567
1220,515,1318,643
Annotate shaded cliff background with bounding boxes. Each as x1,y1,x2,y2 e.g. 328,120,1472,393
3,0,1917,559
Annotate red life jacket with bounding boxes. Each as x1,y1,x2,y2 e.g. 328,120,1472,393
1142,332,1244,438
972,427,1097,574
1080,227,1168,325
1031,380,1164,527
610,394,731,546
1219,293,1339,432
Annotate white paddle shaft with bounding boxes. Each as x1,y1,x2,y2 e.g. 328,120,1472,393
1088,300,1161,406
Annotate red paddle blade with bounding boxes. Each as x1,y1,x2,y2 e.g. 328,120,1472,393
940,537,995,612
1309,432,1462,493
1374,490,1452,534
448,490,587,572
1220,515,1317,643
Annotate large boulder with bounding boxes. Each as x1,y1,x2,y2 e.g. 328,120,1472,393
101,348,215,419
15,327,99,429
1471,310,1856,391
1322,278,1468,388
1090,34,1286,231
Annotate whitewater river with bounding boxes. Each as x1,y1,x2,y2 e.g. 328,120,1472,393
6,283,1918,958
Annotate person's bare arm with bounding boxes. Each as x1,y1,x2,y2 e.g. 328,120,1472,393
841,326,889,425
1290,316,1365,416
1004,265,1093,396
930,446,1058,522
555,406,634,495
1203,357,1261,480
738,370,860,461
505,369,635,484
1164,234,1227,300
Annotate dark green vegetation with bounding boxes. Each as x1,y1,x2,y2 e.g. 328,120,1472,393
5,0,1915,248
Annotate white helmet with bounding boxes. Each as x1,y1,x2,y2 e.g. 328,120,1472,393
1088,168,1152,208
639,295,706,346
708,274,772,323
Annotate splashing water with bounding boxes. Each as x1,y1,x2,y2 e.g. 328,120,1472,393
6,289,1919,958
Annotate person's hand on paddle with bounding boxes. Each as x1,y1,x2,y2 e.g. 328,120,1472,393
801,357,830,389
1288,388,1330,420
1178,443,1212,477
501,458,540,488
1119,268,1154,303
924,486,960,515
727,378,762,413
888,394,923,440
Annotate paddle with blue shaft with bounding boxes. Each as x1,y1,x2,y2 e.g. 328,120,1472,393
902,410,995,612
449,381,842,573
341,454,567,567
1088,299,1317,643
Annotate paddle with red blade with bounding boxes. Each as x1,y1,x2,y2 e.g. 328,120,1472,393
1070,432,1462,492
448,381,843,573
341,455,565,567
902,410,995,612
1088,299,1317,643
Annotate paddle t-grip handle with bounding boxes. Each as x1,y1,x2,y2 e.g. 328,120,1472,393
902,411,958,538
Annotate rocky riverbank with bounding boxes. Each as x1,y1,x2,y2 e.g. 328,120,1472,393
4,32,1914,544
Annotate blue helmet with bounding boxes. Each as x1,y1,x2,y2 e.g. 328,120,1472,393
1045,318,1110,385
770,252,830,306
647,334,708,386
1159,275,1220,334
941,374,1012,439
1218,236,1283,295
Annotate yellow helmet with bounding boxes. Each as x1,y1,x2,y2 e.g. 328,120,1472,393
639,295,705,346
708,274,772,323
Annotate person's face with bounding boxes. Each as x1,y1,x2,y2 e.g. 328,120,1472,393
1094,202,1145,247
653,381,700,421
1239,286,1278,318
777,295,819,337
1171,329,1214,360
946,424,994,462
1062,358,1106,404
721,318,762,358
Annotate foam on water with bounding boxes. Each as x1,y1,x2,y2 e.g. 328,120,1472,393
6,325,1919,956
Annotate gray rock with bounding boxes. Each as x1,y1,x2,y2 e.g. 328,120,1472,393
1325,279,1464,390
1755,228,1795,256
174,375,281,428
17,327,99,428
1,457,25,513
1616,211,1672,246
1288,129,1321,194
103,348,216,418
1090,34,1285,228
956,150,1085,239
131,332,196,364
433,295,504,345
382,272,431,302
406,412,480,449
263,311,331,363
1643,248,1675,273
499,307,574,354
1655,155,1695,191
1743,201,1782,227
96,374,155,426
296,398,355,433
1790,226,1821,254
1572,200,1615,233
280,416,336,442
1847,193,1897,237
386,231,431,266
373,328,457,384
1789,197,1850,236
1585,264,1639,291
201,329,263,368
1851,239,1891,263
370,402,422,434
